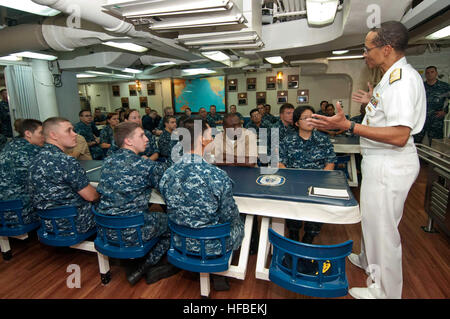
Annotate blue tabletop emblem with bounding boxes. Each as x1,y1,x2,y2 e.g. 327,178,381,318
256,174,286,187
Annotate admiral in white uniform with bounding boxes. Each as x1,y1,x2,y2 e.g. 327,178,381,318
307,21,426,299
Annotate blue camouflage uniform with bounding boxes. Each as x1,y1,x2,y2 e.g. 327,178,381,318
99,124,114,156
142,129,159,157
350,114,365,124
270,119,296,145
206,113,223,128
279,130,337,242
0,100,12,138
29,143,95,234
245,119,273,163
159,153,244,256
74,121,104,160
0,133,7,151
262,113,278,125
97,148,169,264
158,129,179,159
414,80,450,143
0,138,41,225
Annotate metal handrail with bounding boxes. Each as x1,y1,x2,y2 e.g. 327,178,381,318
416,143,450,174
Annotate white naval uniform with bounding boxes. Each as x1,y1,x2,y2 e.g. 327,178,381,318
356,57,426,298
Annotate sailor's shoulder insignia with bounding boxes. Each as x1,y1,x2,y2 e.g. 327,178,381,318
389,68,402,85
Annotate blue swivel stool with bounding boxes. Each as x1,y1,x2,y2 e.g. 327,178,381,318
0,199,40,260
36,206,110,284
92,207,160,283
167,219,232,298
268,228,353,298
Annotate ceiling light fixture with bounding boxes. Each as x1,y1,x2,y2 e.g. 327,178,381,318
76,74,97,78
425,25,450,40
179,31,260,46
306,0,339,26
104,0,234,18
102,41,149,53
327,55,364,60
152,61,176,67
201,51,230,62
149,14,245,31
200,41,264,51
332,50,350,55
0,55,23,62
122,68,143,74
12,51,57,61
0,0,60,16
181,68,217,76
265,56,284,64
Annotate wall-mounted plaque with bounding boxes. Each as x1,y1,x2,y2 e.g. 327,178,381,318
297,89,309,104
288,75,299,89
140,96,148,108
112,85,120,97
228,79,238,92
147,82,155,95
266,76,276,90
121,97,129,108
277,90,288,104
247,78,256,91
129,84,137,96
238,92,248,105
256,92,266,105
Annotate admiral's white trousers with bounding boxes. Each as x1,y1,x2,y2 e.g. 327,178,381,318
359,150,420,299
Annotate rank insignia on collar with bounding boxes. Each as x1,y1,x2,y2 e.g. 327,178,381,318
389,68,402,84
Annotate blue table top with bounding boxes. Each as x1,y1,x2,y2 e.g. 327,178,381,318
81,160,357,208
220,166,357,207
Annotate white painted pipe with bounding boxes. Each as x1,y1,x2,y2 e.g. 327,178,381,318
32,0,135,35
31,59,59,121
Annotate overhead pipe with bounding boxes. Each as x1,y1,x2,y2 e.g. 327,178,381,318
32,0,202,61
0,24,50,56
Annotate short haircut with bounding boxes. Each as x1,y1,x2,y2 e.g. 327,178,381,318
320,100,328,106
79,109,91,116
326,103,335,110
124,108,139,120
163,115,176,125
114,122,140,148
279,103,294,114
106,112,118,121
19,119,42,137
182,118,208,150
370,21,409,53
293,105,315,127
425,66,437,71
0,89,6,94
184,107,191,111
250,108,260,117
177,114,190,128
14,118,24,133
42,117,70,137
222,113,239,127
163,106,173,114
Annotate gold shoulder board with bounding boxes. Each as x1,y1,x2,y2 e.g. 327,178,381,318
389,68,402,85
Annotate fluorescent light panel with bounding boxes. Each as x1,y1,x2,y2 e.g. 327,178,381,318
152,61,176,66
327,55,364,60
106,0,233,18
76,74,97,78
425,25,450,40
122,68,143,74
306,0,339,25
102,41,148,53
179,31,260,46
0,55,22,62
265,56,284,64
181,68,216,76
332,50,349,55
200,41,264,51
0,0,60,16
201,51,229,62
150,14,245,30
13,51,57,61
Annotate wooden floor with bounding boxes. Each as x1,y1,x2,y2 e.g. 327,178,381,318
0,163,448,299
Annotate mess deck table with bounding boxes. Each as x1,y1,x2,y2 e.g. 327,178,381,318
81,160,361,281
